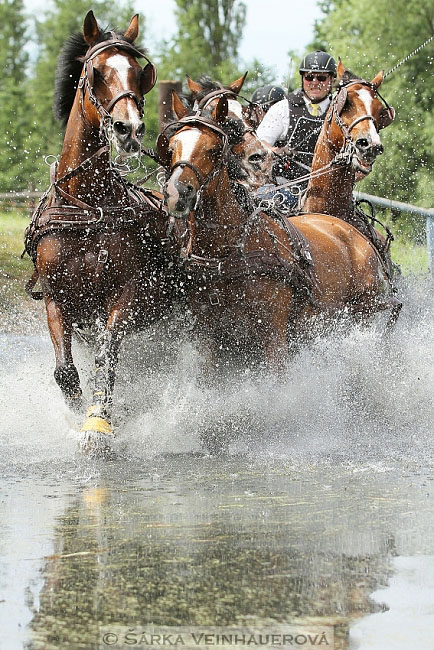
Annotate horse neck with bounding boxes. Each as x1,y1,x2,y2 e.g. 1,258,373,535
195,166,246,254
303,122,355,220
56,95,117,206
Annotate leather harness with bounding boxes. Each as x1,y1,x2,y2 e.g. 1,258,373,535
161,104,316,305
24,37,164,298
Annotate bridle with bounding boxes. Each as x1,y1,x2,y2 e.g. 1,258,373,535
78,35,157,139
45,38,157,213
159,114,232,215
328,79,395,141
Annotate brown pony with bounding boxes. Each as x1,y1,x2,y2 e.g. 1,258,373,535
25,12,171,456
158,80,400,367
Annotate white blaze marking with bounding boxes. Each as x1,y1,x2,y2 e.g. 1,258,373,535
105,53,140,125
175,128,202,160
357,88,381,144
228,99,243,118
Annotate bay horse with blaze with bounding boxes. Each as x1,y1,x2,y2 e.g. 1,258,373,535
25,12,170,456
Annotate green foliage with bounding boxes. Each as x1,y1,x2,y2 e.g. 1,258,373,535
167,0,246,73
141,0,275,149
0,0,32,191
311,0,434,225
0,0,281,190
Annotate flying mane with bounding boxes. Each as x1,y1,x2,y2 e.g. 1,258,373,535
179,75,224,109
53,26,145,126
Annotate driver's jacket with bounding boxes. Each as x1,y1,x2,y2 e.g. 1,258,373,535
274,89,327,183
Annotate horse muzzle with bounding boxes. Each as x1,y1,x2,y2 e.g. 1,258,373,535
166,178,197,218
111,120,145,157
352,136,384,175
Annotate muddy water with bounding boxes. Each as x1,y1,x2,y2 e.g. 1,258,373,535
1,276,434,650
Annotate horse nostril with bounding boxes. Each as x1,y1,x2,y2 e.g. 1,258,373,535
136,123,145,139
177,182,195,201
113,121,132,137
184,183,196,200
372,143,384,156
355,137,370,151
128,139,140,153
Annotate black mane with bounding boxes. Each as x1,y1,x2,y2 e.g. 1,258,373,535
179,75,224,109
336,68,362,88
53,26,143,126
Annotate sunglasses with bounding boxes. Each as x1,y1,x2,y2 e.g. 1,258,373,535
303,73,330,82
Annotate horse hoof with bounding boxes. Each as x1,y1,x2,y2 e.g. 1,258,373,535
79,416,115,458
78,431,115,459
81,415,113,435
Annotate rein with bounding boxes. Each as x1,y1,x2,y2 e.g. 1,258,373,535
163,99,315,298
261,79,395,199
24,38,163,266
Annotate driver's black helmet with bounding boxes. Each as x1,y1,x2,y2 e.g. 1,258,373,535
299,51,337,76
251,84,286,109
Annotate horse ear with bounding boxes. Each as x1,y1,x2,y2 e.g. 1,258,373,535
336,59,345,84
141,63,157,95
227,72,248,95
124,14,139,42
186,76,203,95
157,134,171,167
83,10,100,46
378,106,395,129
371,70,384,90
172,91,188,119
212,96,228,123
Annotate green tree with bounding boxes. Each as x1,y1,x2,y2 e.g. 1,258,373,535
167,0,246,76
142,0,254,149
0,0,31,191
311,0,434,231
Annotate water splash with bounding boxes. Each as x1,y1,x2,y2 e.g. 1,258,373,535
1,275,433,467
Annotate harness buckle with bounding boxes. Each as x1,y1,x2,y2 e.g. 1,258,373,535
95,207,104,223
209,291,220,306
97,249,109,265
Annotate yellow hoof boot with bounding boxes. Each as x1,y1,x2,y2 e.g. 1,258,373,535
81,416,113,435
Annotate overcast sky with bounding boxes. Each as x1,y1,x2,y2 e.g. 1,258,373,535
27,0,323,83
131,0,322,83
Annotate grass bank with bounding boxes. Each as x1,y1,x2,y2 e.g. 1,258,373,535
0,211,34,302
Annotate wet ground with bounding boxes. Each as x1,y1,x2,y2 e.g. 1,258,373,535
1,275,434,650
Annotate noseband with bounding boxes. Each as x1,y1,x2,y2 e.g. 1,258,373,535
78,35,157,138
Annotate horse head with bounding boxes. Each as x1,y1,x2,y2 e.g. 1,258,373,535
179,74,273,188
66,11,156,157
328,60,395,176
158,94,231,218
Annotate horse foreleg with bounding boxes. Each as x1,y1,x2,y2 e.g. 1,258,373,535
46,298,82,411
80,294,134,455
263,308,291,371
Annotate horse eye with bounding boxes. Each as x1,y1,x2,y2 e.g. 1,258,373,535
248,153,266,163
93,68,106,85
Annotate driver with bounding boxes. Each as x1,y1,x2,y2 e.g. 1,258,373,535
256,51,336,212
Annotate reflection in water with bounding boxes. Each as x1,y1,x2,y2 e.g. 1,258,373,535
18,457,432,650
0,277,434,649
